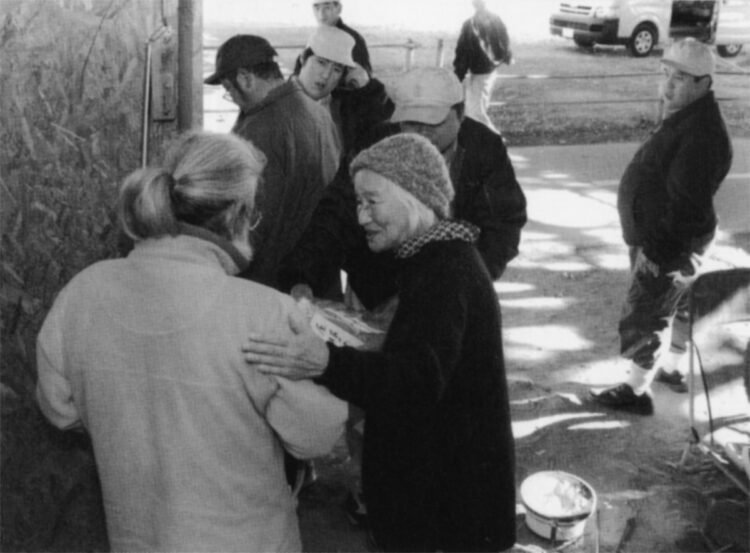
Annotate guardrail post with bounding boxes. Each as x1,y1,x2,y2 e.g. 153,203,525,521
405,39,416,70
436,38,445,67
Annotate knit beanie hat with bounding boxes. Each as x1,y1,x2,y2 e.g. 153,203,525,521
349,133,454,219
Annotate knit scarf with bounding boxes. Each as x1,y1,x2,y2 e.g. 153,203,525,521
396,220,480,259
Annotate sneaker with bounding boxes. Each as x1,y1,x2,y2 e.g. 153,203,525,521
344,490,368,527
590,383,654,415
655,369,688,394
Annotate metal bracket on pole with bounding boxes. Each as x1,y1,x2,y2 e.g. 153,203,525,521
140,25,171,168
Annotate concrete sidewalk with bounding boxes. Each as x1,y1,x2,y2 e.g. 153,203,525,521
499,138,750,552
509,138,750,239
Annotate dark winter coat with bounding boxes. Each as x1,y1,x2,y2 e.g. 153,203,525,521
330,77,394,157
316,239,516,552
454,9,511,81
336,17,371,74
277,118,527,309
617,91,732,269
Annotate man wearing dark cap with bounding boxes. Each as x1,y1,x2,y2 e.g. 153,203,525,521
591,38,733,415
205,35,340,289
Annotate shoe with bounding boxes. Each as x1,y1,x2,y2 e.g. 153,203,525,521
590,383,654,415
344,490,368,527
655,369,688,394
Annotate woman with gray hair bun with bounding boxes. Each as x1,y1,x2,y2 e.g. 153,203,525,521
119,131,264,261
36,131,346,552
243,133,516,552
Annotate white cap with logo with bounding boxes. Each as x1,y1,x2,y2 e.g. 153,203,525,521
388,67,465,125
661,38,715,77
307,25,356,67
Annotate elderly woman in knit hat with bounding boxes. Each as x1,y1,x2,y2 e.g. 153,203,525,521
243,133,516,552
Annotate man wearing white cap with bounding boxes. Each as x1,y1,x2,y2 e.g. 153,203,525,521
295,26,394,156
389,67,526,282
310,1,371,74
296,26,357,102
591,38,733,415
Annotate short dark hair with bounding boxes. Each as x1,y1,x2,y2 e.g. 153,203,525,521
293,47,316,76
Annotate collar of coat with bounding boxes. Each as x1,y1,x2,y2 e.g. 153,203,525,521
176,222,250,274
396,219,480,259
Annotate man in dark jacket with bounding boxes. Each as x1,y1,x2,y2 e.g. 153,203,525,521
204,35,340,289
278,67,527,309
591,38,733,415
453,0,512,134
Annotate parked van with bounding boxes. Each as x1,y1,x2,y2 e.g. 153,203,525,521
549,0,750,57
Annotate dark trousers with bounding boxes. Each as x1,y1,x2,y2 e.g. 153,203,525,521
619,234,713,371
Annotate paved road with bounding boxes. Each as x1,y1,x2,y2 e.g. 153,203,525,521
499,138,750,551
510,138,750,238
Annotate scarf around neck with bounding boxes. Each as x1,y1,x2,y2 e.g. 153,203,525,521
396,219,480,260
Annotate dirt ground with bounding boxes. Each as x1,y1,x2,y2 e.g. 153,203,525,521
296,141,750,553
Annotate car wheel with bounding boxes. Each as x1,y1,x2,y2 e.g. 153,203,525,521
573,35,595,49
628,24,656,57
717,44,743,58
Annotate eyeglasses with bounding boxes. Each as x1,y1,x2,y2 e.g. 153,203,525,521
222,90,234,103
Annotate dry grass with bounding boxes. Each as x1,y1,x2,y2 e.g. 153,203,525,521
1,1,157,550
497,39,750,145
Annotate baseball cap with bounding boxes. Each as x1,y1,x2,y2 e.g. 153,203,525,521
307,26,356,68
204,35,277,85
661,38,715,77
389,67,465,125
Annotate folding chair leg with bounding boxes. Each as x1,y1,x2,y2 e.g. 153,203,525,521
678,326,699,467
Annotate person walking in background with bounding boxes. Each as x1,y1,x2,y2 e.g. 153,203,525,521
243,133,517,552
35,131,347,552
591,38,733,415
204,34,340,289
453,0,512,134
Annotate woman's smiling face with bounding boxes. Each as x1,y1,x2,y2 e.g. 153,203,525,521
354,170,415,253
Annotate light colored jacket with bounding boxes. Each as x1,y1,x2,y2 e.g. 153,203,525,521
36,234,346,552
